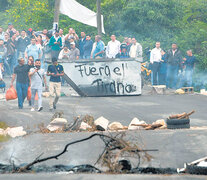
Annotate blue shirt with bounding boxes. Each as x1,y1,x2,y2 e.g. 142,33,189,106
47,64,64,82
93,40,105,58
83,40,93,57
25,44,41,60
184,55,196,70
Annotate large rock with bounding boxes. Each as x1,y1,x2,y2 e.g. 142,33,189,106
5,127,26,138
79,122,92,131
47,118,68,132
128,118,147,130
94,116,109,131
108,122,124,131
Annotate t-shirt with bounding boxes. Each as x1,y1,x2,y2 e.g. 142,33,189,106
30,68,45,89
25,44,41,60
14,64,30,84
69,48,80,60
47,64,64,82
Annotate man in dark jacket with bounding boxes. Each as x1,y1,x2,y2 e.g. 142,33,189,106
166,43,182,89
79,32,86,59
83,35,93,59
17,30,30,59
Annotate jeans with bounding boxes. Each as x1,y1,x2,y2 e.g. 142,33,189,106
16,82,28,108
166,64,179,89
8,54,16,74
159,73,167,85
31,88,42,108
179,69,194,87
152,62,160,85
3,58,11,75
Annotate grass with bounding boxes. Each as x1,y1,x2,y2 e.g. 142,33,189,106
0,121,10,142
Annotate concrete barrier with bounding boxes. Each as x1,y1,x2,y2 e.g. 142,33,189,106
60,58,142,97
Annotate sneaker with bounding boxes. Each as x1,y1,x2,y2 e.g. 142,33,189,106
31,108,35,112
38,107,43,112
53,103,56,109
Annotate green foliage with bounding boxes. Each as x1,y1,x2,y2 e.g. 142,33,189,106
6,0,53,30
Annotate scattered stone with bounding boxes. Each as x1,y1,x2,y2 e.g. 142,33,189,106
128,118,147,130
47,118,68,132
5,127,26,138
79,122,92,131
108,122,125,131
152,85,166,95
175,89,185,94
50,118,67,125
200,89,207,96
153,119,166,129
94,116,109,131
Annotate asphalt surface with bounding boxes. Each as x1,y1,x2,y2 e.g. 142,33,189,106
0,78,207,179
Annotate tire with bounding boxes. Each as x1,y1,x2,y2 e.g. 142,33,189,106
166,118,190,125
167,124,190,129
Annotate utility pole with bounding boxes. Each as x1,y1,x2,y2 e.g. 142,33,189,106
96,0,102,36
53,0,61,31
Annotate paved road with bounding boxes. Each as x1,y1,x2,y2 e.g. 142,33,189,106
0,79,207,179
0,92,207,130
0,174,206,180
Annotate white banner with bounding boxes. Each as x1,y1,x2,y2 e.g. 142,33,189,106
59,0,105,34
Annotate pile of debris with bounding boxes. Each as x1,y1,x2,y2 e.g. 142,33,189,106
178,156,207,175
40,112,167,133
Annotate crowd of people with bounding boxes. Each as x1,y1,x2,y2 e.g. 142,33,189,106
0,23,196,111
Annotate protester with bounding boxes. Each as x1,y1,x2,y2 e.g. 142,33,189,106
166,43,182,89
93,35,105,59
47,57,64,111
116,44,129,58
25,38,41,62
49,30,62,59
40,28,48,43
180,50,196,87
58,46,70,60
79,32,86,59
106,35,121,58
7,32,17,74
10,58,30,109
68,42,80,60
16,30,30,59
6,23,17,34
59,29,65,48
150,42,162,85
129,38,142,58
83,35,93,59
159,50,167,85
29,59,47,112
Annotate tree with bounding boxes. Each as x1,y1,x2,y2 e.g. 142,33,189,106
6,0,53,30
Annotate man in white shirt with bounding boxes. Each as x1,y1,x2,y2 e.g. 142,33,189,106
106,35,121,58
129,38,142,58
150,42,162,85
29,59,47,112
